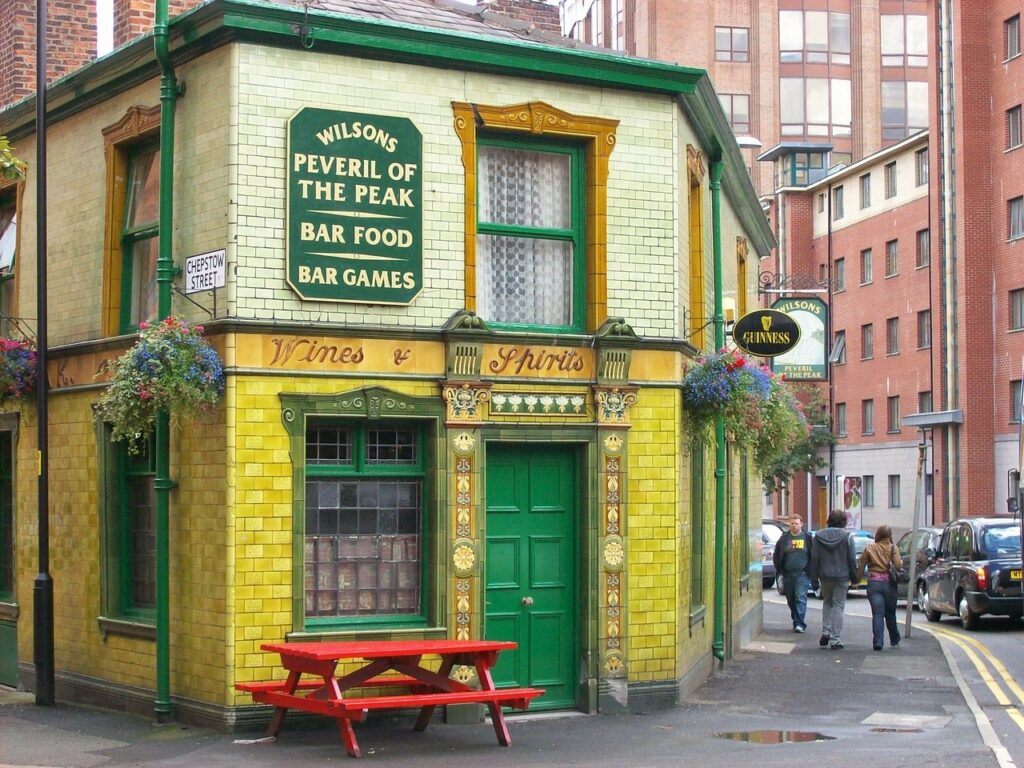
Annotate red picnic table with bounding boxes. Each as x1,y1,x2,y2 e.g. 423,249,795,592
236,639,544,758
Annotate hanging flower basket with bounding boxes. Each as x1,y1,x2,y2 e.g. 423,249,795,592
0,338,37,406
97,317,225,453
682,349,771,447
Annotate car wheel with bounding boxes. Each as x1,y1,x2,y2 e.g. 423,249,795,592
922,589,942,622
958,593,980,631
915,581,926,610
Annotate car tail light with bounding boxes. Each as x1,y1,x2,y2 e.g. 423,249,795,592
975,565,988,590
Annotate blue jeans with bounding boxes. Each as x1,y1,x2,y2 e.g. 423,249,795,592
867,577,900,648
784,572,809,629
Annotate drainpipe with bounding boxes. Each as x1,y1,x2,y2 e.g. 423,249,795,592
154,0,178,722
710,158,727,663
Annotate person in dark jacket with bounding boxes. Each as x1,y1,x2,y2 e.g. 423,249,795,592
810,509,859,649
772,513,812,633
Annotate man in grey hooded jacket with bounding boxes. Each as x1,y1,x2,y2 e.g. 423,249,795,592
809,509,859,649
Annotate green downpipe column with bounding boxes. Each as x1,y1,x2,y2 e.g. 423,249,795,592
154,0,177,721
710,158,727,663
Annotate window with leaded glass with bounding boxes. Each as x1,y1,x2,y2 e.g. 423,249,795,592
0,432,12,602
121,143,160,332
304,422,425,624
0,190,16,337
476,139,583,331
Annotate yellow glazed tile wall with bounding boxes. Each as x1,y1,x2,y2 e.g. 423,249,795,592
624,388,680,681
230,375,438,698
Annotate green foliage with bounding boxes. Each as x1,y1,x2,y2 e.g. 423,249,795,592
760,384,836,493
0,137,26,182
0,338,37,405
97,317,225,453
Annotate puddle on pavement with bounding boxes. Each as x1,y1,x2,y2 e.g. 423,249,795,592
716,730,835,744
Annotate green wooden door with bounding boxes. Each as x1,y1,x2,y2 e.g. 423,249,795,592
484,444,577,710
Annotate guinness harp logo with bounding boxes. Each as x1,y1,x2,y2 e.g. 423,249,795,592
733,309,800,357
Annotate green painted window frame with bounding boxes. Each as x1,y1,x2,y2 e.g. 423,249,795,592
98,428,156,625
0,432,13,602
690,448,706,611
475,135,585,334
304,421,428,629
119,141,160,334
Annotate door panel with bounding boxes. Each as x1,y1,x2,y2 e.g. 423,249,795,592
485,444,576,710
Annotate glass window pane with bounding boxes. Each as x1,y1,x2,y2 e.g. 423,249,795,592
129,236,159,327
806,79,829,124
908,82,929,129
733,28,749,59
126,146,160,228
831,78,852,128
0,207,15,273
907,16,928,56
127,474,156,609
478,146,570,229
882,82,905,127
881,15,904,56
779,11,804,55
806,11,828,51
831,12,851,54
477,234,573,325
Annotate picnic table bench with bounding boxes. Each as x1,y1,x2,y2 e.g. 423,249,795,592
236,639,544,758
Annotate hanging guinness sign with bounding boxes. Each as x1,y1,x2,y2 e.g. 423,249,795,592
732,308,800,357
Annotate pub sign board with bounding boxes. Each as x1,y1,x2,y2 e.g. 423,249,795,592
287,108,422,304
732,308,800,357
770,297,828,380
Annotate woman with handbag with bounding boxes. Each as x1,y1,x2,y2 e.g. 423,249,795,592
857,525,904,650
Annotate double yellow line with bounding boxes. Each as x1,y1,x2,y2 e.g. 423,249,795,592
922,624,1024,733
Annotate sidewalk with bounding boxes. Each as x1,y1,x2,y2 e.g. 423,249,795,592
0,597,998,767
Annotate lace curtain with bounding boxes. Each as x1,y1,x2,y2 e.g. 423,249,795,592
477,145,573,326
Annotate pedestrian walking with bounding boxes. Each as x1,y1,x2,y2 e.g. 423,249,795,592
772,513,813,633
858,524,903,650
810,509,859,649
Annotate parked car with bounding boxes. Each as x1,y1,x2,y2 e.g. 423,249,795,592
894,526,943,605
761,520,786,588
921,517,1023,629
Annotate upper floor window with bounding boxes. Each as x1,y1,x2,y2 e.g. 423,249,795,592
835,402,847,436
859,173,871,209
818,193,826,213
915,148,929,186
888,474,901,507
917,309,931,348
1010,196,1024,241
919,390,933,414
881,81,929,141
833,185,844,220
779,10,851,65
0,186,18,337
1009,106,1023,150
863,475,875,507
862,399,875,435
860,248,872,284
884,161,898,198
780,77,852,138
102,105,162,335
916,228,930,267
1014,380,1024,424
886,239,899,276
719,93,750,135
886,317,899,355
833,330,847,364
861,323,874,359
881,15,928,67
716,26,749,62
1012,288,1024,329
834,257,846,291
887,395,901,432
1006,15,1021,60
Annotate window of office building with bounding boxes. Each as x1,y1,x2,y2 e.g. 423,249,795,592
915,148,928,186
884,161,897,198
860,248,872,284
834,257,845,291
1014,380,1023,423
1011,196,1024,240
716,26,749,62
881,81,929,141
779,77,852,137
860,173,871,209
886,239,899,276
888,475,901,507
1008,106,1022,150
833,185,844,219
919,390,932,414
886,317,899,355
779,10,850,65
818,192,825,213
719,94,750,135
863,475,875,507
916,228,930,267
917,309,931,348
887,395,900,432
863,399,875,435
833,330,847,363
881,15,928,67
1012,289,1024,329
835,402,847,436
861,323,874,359
1006,14,1021,60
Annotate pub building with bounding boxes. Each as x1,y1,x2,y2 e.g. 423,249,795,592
0,0,774,727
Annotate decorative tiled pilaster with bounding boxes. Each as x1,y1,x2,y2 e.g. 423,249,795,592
593,386,639,426
599,431,627,678
451,432,478,640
